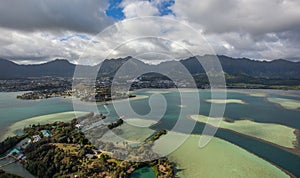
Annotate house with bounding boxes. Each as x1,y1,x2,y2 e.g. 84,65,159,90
32,135,41,143
15,138,31,150
8,148,21,156
17,154,25,160
75,124,83,129
41,130,52,137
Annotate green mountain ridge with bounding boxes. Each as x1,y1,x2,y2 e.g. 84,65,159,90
0,55,299,81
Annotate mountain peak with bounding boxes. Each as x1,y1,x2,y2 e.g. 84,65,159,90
47,59,71,64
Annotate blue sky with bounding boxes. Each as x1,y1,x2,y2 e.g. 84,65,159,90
105,0,175,20
106,0,125,20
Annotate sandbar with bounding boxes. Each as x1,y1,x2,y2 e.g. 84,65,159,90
248,93,267,97
152,131,290,178
99,120,156,147
206,99,246,104
190,115,298,149
145,90,171,94
178,105,187,108
267,97,300,110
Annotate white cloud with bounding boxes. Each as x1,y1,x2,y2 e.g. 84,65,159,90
121,0,159,18
0,0,300,64
0,0,114,33
171,0,300,35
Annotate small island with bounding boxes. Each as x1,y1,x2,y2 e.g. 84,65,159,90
189,115,300,151
16,85,137,103
205,99,246,104
267,97,300,110
16,89,72,100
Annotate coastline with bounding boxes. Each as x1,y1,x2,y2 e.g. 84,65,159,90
1,111,89,141
69,94,149,105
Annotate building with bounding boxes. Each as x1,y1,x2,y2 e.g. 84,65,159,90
15,138,31,150
41,130,52,137
32,135,41,143
8,148,21,156
75,124,83,129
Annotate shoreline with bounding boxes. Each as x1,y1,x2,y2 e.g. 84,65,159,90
1,111,89,141
69,94,149,105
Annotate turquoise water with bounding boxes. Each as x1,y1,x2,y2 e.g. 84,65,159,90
1,89,300,177
0,92,109,137
131,167,156,178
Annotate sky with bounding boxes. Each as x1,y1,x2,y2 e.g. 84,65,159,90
0,0,300,64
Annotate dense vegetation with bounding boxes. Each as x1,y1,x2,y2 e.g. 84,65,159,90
107,119,124,129
145,130,167,143
0,135,26,155
1,119,174,178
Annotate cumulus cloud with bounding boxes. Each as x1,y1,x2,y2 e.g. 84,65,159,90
0,28,92,63
171,0,300,35
0,0,114,33
169,0,300,60
121,0,159,18
0,0,299,64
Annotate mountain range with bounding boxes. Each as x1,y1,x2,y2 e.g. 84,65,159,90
0,55,300,80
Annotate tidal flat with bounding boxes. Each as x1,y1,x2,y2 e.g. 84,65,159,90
152,132,290,178
267,97,300,110
99,118,156,146
205,99,246,104
190,115,298,149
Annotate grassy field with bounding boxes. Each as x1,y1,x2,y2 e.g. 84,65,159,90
190,115,297,149
2,111,88,140
206,99,246,104
53,143,79,156
152,132,289,178
267,97,300,110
